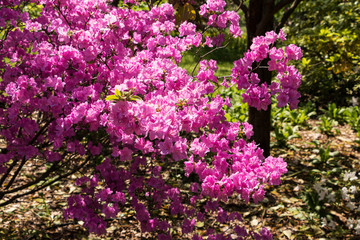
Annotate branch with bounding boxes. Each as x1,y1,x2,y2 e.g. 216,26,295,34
0,159,17,189
0,159,61,196
191,41,231,77
3,119,52,191
0,155,91,208
232,0,248,20
274,0,295,13
240,4,248,18
275,0,303,33
53,3,73,30
4,157,26,191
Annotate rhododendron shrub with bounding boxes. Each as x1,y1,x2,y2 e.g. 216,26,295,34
0,0,302,238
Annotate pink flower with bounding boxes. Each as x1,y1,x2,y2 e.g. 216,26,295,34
286,44,303,61
179,21,196,37
1,0,301,237
172,138,187,161
277,92,289,108
242,122,253,139
158,138,173,155
206,0,226,12
182,218,196,234
44,150,62,162
190,138,209,158
184,158,195,177
120,147,133,161
252,185,265,203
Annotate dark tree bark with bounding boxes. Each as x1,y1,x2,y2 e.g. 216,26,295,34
238,0,303,157
111,0,120,7
246,0,275,157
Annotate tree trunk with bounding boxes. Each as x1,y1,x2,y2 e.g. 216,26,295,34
246,0,275,157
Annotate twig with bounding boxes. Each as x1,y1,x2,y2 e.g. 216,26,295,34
191,41,231,77
0,159,17,191
3,120,52,191
275,0,303,34
53,3,73,30
0,155,91,207
0,159,62,195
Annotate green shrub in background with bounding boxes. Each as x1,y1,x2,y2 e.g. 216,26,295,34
285,0,360,107
346,106,360,131
217,85,249,123
272,101,316,128
271,123,301,148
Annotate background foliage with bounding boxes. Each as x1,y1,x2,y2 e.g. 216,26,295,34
285,0,360,107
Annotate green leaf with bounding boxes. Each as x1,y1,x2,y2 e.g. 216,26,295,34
302,57,311,65
195,222,204,228
129,95,142,102
105,95,119,101
115,89,122,97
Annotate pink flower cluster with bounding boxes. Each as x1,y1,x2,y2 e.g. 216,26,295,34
200,0,242,38
232,31,302,110
0,0,301,238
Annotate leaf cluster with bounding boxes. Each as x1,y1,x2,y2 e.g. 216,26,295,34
105,89,142,102
285,0,360,106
